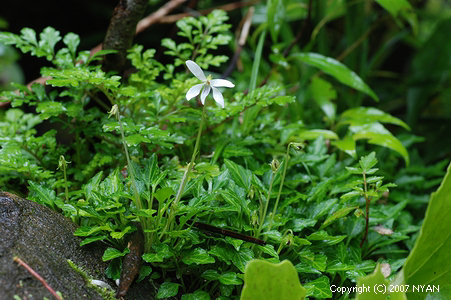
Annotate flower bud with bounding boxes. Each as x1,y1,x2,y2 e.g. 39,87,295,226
108,104,119,118
270,159,280,173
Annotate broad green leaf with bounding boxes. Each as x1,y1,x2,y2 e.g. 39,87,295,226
219,272,243,285
291,52,378,101
356,263,389,300
402,163,451,300
309,76,337,121
333,134,356,158
110,226,133,239
240,260,306,300
79,235,108,246
350,123,409,165
340,107,410,130
182,248,215,265
142,243,173,263
157,282,179,299
181,290,210,300
375,0,411,16
304,276,332,298
306,231,347,245
298,129,338,141
102,247,130,261
155,187,175,203
320,206,358,229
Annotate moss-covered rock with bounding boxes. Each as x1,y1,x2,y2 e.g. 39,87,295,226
0,192,111,299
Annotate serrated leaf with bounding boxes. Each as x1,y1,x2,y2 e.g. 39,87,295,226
241,260,306,300
291,52,378,101
321,206,358,229
304,276,333,298
36,101,65,119
224,159,252,192
63,32,80,55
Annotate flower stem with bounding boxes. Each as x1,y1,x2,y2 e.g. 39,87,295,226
267,145,291,234
255,171,275,239
163,104,206,237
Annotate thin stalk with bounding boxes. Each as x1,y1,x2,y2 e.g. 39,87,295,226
161,104,206,238
360,172,370,247
255,171,275,239
267,145,290,234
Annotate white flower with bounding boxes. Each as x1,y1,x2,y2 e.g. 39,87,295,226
185,60,234,108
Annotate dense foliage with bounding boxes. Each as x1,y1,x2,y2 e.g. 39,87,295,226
1,0,450,299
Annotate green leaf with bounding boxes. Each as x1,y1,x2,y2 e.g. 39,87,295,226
63,32,80,55
267,0,285,42
333,134,356,158
402,162,451,300
182,248,215,265
224,159,252,192
142,243,173,263
27,181,57,209
355,264,389,300
309,77,337,121
39,27,61,58
359,152,378,172
79,235,108,246
181,290,210,300
291,52,378,101
341,107,410,130
298,129,338,141
155,187,175,203
241,260,306,300
157,282,179,299
304,276,333,298
320,206,358,229
36,101,65,119
351,123,409,165
110,226,133,239
102,247,130,261
219,272,243,285
249,30,266,92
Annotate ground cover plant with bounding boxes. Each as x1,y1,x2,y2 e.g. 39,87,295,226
1,0,451,299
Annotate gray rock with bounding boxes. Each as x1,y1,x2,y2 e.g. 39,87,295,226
0,192,111,300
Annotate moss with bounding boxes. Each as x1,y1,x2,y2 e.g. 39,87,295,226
67,260,116,300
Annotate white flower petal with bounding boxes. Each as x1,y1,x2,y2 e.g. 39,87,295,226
186,60,206,81
200,85,211,105
212,87,225,108
210,79,235,88
186,84,204,100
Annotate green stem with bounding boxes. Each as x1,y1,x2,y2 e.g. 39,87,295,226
255,171,276,239
267,145,290,234
162,104,206,238
360,171,370,247
63,166,69,202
